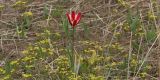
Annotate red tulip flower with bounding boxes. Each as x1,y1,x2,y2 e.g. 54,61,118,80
66,11,82,28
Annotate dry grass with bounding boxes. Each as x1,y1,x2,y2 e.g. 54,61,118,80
0,0,160,80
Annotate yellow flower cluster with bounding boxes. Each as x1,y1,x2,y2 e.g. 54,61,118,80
89,74,104,80
117,0,128,7
12,1,27,9
105,42,123,51
22,73,32,78
0,4,4,11
22,12,33,17
148,11,157,20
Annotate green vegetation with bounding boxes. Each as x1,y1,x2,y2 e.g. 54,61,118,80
0,0,159,80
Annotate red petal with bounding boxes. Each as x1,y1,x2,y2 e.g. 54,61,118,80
66,11,82,28
66,13,73,26
72,20,77,27
75,12,81,24
71,11,76,21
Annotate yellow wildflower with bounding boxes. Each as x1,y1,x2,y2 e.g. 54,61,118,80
131,59,138,66
12,1,26,8
22,12,33,17
10,60,18,65
0,68,5,74
111,62,117,67
55,33,61,38
3,75,11,80
22,73,32,78
140,72,147,78
0,4,4,11
22,50,28,54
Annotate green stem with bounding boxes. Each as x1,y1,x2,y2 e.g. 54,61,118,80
71,28,75,72
72,28,75,54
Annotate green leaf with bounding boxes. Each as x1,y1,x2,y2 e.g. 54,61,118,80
146,30,156,42
43,5,49,19
130,16,139,33
66,45,74,70
62,16,69,36
52,7,63,17
23,17,31,29
79,59,89,73
4,61,12,74
127,9,140,33
132,41,142,53
127,9,132,25
82,22,89,36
